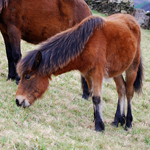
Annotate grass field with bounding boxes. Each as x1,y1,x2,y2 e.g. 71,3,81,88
0,13,150,149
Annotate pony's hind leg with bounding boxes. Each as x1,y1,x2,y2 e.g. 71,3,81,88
91,68,105,132
125,69,136,130
112,75,126,127
125,60,142,130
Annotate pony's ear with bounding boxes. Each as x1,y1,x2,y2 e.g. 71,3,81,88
32,51,42,69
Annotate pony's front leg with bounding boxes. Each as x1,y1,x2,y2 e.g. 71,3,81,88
7,24,21,84
93,96,105,131
91,70,105,132
81,76,90,100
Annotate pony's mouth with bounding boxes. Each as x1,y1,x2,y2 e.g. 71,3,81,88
15,95,31,108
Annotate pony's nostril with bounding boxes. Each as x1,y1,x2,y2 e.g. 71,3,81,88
16,99,20,106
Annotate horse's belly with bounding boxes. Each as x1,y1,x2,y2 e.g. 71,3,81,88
21,25,61,44
105,56,134,78
21,17,64,44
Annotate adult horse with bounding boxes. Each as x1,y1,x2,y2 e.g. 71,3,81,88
15,14,143,132
0,0,91,97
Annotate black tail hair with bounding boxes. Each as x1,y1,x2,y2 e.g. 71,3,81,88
133,58,144,93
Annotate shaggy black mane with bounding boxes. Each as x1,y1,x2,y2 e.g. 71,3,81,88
17,16,105,77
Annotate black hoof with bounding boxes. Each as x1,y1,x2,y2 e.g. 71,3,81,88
125,122,132,131
82,94,89,100
95,122,105,132
95,127,105,132
16,80,20,85
112,115,125,127
7,77,15,81
120,118,126,126
82,91,92,100
15,75,20,85
7,76,20,85
125,125,132,131
111,121,118,127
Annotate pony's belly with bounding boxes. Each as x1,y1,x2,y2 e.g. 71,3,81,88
105,61,131,78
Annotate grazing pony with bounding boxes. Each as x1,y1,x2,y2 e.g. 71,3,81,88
0,0,91,89
15,14,143,132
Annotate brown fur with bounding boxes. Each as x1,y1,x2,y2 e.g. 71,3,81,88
17,16,105,77
16,14,143,131
0,0,91,80
0,0,91,43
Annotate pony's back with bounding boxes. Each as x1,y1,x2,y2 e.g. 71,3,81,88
105,13,140,38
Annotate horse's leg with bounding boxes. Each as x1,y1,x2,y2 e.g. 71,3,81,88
112,75,126,127
83,74,93,97
91,68,105,132
81,76,90,100
1,32,16,80
125,65,139,130
7,25,21,84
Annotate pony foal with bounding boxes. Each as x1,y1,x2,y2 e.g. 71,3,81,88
16,14,143,132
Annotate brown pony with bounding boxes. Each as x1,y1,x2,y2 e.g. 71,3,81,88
0,0,91,86
15,14,143,132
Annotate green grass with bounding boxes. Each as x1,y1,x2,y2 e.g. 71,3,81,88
91,10,107,17
0,14,150,149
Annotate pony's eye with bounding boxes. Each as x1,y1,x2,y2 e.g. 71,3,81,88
25,74,31,80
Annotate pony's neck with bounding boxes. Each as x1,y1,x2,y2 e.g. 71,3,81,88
52,59,78,76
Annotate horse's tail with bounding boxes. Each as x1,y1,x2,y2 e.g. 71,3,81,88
133,58,144,93
133,28,143,94
0,0,9,13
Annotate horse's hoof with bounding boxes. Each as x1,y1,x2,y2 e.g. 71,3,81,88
16,80,20,85
125,126,132,131
6,77,15,81
120,119,126,126
125,123,132,131
82,94,89,100
95,121,105,132
111,121,118,127
7,76,20,85
95,127,105,132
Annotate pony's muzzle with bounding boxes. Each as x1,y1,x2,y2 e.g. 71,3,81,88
15,95,31,108
16,98,21,107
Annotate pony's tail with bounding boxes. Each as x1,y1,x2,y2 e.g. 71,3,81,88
133,58,144,93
